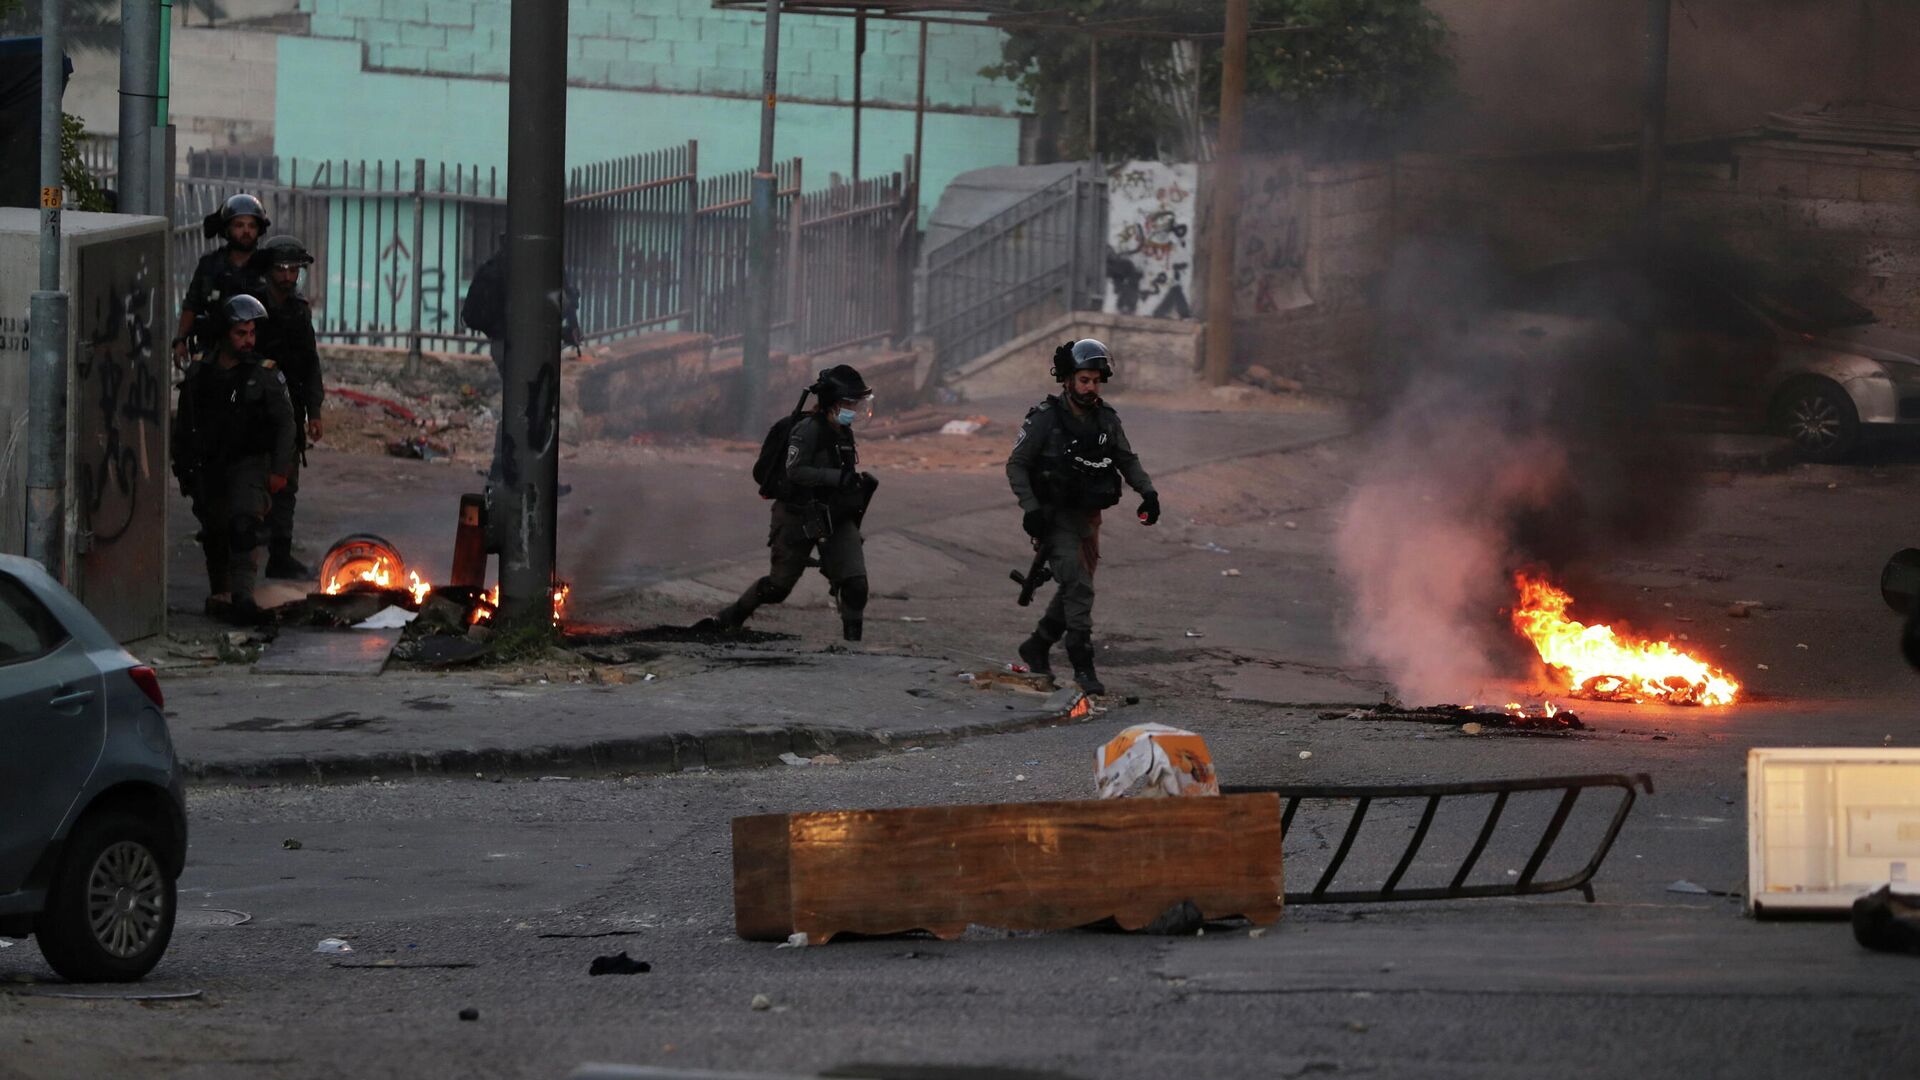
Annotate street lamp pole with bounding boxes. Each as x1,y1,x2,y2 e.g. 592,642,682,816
742,0,783,437
28,0,70,578
1203,0,1250,386
497,0,568,625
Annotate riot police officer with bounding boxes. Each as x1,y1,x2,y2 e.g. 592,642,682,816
251,235,325,579
1006,339,1159,695
172,193,272,369
171,294,297,624
706,365,876,641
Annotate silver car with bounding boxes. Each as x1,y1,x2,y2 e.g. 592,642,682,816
0,554,187,981
1502,258,1920,462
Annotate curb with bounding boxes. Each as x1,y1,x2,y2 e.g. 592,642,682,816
178,693,1099,786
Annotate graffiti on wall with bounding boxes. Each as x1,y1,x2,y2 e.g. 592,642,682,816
1234,158,1308,315
78,241,167,548
1103,161,1196,320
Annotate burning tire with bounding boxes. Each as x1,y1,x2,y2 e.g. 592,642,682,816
1774,378,1860,463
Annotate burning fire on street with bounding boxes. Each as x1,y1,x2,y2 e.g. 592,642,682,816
1510,573,1740,706
317,535,568,624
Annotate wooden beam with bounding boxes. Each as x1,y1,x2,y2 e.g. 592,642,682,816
733,794,1285,943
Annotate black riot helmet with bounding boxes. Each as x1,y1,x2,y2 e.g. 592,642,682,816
1050,338,1113,383
222,293,269,327
811,364,872,405
257,234,313,267
202,192,271,239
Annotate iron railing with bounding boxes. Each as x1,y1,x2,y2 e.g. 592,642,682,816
920,162,1106,374
1224,773,1654,905
170,143,916,358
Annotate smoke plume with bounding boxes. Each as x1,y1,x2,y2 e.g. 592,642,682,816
1334,237,1701,703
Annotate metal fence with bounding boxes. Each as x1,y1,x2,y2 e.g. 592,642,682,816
168,142,917,357
919,162,1107,373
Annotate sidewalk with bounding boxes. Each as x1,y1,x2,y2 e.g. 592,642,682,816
160,644,1096,784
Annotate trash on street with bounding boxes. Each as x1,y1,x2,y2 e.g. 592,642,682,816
1096,723,1220,799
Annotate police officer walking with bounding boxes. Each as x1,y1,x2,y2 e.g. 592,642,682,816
170,295,297,624
172,193,272,370
250,235,325,580
1006,339,1160,695
705,365,876,641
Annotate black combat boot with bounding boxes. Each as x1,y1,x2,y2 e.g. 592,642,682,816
1064,634,1105,696
264,542,311,580
842,618,863,642
1019,617,1064,677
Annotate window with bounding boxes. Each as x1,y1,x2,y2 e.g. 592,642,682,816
0,573,69,666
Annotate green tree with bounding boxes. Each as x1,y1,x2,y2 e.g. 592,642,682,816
985,0,1453,161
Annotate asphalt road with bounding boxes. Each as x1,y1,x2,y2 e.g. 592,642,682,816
16,401,1920,1079
3,697,1917,1080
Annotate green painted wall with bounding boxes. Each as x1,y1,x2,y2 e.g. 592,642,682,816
280,2,1028,215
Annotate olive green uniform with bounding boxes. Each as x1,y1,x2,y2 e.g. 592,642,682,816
171,352,297,605
717,412,870,636
1005,395,1155,651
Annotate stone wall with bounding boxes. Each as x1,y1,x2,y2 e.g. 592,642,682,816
944,312,1202,401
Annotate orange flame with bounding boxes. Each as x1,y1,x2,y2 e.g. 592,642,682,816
468,583,567,625
322,554,405,596
1512,573,1739,706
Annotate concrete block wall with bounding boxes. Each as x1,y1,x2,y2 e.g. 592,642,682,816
1393,143,1920,332
297,0,1020,113
170,27,283,162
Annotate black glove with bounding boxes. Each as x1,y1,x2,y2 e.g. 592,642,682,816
1022,508,1051,538
1137,492,1160,526
839,467,862,492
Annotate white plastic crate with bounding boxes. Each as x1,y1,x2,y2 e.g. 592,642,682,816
1748,747,1920,916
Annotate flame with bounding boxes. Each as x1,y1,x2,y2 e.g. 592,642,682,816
407,572,432,607
1512,573,1739,706
322,554,405,596
468,583,566,625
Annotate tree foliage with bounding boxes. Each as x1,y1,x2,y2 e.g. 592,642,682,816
984,0,1453,161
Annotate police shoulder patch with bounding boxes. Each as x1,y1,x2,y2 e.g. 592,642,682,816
260,358,277,369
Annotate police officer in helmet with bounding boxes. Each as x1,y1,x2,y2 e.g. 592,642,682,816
170,294,297,624
1006,339,1159,695
250,235,326,579
706,364,877,640
173,193,272,369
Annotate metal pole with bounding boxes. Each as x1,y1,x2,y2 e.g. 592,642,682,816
29,0,69,577
1640,0,1671,228
498,0,568,626
742,0,782,437
852,11,865,186
1088,37,1098,159
1203,0,1249,387
912,22,927,197
118,0,159,215
153,0,173,208
406,157,426,375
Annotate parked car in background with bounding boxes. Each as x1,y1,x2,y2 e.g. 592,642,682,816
0,554,186,981
1499,255,1920,461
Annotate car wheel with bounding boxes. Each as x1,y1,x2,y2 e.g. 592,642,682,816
34,811,176,982
1776,379,1861,463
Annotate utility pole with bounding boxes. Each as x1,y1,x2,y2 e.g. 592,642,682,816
742,0,782,438
118,0,160,215
497,0,567,626
1639,0,1671,232
1203,0,1249,386
28,0,70,578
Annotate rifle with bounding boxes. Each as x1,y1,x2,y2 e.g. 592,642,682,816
1010,538,1054,606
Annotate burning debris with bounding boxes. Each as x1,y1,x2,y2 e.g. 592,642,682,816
310,533,568,627
1511,574,1739,706
1328,701,1587,734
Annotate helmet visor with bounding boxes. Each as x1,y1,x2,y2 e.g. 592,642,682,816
835,394,875,421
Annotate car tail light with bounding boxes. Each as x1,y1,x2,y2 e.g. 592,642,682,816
128,665,163,709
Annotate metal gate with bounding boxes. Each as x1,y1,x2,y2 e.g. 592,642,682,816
920,162,1106,374
170,144,915,358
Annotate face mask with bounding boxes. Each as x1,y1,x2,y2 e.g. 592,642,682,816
835,407,858,426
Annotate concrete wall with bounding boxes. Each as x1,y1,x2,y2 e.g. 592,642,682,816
1394,143,1920,332
944,311,1202,401
282,0,1025,215
1427,0,1920,152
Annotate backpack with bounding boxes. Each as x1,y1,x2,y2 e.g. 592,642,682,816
752,391,814,500
462,253,507,337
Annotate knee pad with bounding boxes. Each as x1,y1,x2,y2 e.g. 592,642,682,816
756,577,794,605
837,575,869,614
